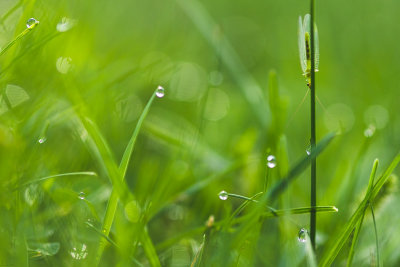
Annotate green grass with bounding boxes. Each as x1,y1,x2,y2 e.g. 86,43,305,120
1,0,400,266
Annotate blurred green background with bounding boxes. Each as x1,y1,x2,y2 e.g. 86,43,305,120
1,0,399,266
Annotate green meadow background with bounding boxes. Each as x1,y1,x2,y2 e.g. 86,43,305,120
1,0,399,266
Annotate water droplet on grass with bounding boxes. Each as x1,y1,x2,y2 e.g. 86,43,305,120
156,85,165,98
26,18,39,29
298,228,308,243
78,192,85,200
267,155,276,168
38,137,46,144
56,57,72,74
57,17,76,32
306,144,311,155
218,190,228,200
124,200,141,223
364,124,376,138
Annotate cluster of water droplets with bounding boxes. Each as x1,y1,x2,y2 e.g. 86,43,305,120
70,244,88,260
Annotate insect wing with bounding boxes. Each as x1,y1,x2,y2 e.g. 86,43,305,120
298,16,307,73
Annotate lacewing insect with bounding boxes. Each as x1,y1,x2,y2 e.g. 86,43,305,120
298,14,319,88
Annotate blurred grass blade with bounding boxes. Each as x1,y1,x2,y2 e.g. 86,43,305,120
267,132,335,201
370,204,380,267
96,88,160,265
346,159,378,267
85,221,144,266
304,231,317,267
141,227,161,267
13,171,97,190
175,0,269,127
320,154,400,266
191,234,205,267
262,206,338,217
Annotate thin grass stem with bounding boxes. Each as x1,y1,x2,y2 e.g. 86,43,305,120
370,204,380,267
309,0,317,250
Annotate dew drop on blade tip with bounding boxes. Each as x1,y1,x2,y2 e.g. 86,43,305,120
26,18,39,29
156,85,165,98
218,190,228,200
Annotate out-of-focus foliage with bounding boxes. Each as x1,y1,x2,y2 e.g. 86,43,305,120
0,0,400,266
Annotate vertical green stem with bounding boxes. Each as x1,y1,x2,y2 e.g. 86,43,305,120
310,0,317,250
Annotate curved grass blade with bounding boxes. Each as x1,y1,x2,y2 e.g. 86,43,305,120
346,159,378,267
0,18,39,58
320,154,400,267
95,87,161,265
12,171,97,191
370,204,380,267
262,206,338,217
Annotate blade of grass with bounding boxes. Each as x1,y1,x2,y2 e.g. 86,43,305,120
95,88,160,265
0,18,39,58
304,230,317,267
85,221,144,266
262,206,338,217
347,159,378,267
141,227,161,267
12,171,97,190
370,204,380,267
320,154,400,266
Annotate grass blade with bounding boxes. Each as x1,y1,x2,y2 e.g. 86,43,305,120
370,204,380,267
346,159,378,267
320,154,400,266
0,19,39,58
13,171,97,190
95,87,160,265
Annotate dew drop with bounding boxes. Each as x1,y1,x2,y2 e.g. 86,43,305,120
38,137,46,144
218,190,228,201
56,17,76,32
267,155,276,168
26,18,39,29
156,85,165,98
306,144,311,155
56,57,72,74
78,192,85,200
298,228,308,243
364,124,376,138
